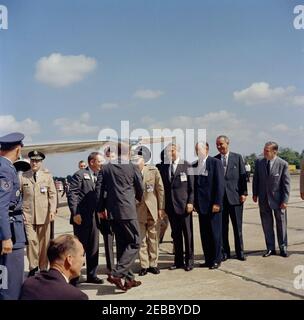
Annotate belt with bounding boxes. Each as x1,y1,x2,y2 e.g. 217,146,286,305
9,209,23,217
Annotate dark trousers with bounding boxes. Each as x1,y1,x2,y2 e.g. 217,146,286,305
73,215,99,279
0,248,24,300
222,194,244,257
111,219,140,281
99,219,115,272
198,211,222,265
259,201,288,250
168,212,194,267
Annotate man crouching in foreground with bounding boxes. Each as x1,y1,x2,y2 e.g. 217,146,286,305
20,234,88,300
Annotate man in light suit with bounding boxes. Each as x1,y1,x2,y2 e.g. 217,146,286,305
133,152,165,276
193,142,224,269
215,135,248,261
21,150,57,276
68,152,103,284
253,141,290,257
96,143,144,291
159,143,194,271
300,159,304,200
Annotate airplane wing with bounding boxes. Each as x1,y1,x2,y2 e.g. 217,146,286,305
21,140,110,157
21,136,174,157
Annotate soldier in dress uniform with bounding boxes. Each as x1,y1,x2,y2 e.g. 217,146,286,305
0,132,27,300
132,150,165,276
20,150,57,276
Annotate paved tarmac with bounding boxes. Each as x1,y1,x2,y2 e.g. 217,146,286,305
25,175,304,300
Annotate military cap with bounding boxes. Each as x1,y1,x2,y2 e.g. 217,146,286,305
0,132,25,150
13,159,31,172
132,146,151,163
28,150,45,161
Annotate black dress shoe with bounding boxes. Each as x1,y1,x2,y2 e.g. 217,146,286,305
236,253,246,261
262,250,276,257
139,268,148,276
222,253,230,261
209,263,220,270
28,267,39,277
280,250,288,257
86,276,104,284
184,265,194,272
199,262,211,268
148,267,160,274
168,264,183,270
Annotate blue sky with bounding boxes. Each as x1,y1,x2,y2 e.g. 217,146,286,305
1,0,304,176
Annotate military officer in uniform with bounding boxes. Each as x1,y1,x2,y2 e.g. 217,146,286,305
132,149,165,276
0,132,27,300
20,150,57,276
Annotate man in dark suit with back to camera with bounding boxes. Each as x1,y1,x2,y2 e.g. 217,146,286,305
215,135,248,261
159,143,194,271
253,141,290,258
96,143,144,291
68,152,103,284
193,142,224,269
20,234,88,300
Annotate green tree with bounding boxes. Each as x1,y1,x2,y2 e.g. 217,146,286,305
244,153,257,172
278,148,301,168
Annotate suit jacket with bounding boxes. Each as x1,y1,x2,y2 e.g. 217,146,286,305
68,167,98,225
136,165,165,223
214,152,248,205
96,162,144,220
21,169,57,225
193,156,225,215
300,159,304,194
159,160,194,215
253,157,290,210
20,268,88,300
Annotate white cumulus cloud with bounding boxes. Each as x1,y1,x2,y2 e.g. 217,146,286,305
233,82,296,106
0,115,40,140
35,53,97,88
53,113,99,136
133,89,164,99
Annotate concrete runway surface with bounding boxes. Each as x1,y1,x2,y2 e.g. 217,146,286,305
25,175,304,300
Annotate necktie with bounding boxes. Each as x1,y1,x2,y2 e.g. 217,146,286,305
33,172,37,182
93,172,97,183
266,160,270,176
170,161,175,182
223,155,227,174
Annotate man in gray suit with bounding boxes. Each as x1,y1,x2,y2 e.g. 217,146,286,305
96,143,144,291
253,141,290,257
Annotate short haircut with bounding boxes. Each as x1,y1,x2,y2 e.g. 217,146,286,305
78,160,86,165
264,141,279,151
47,234,79,263
196,142,209,149
166,143,181,151
216,135,230,144
87,152,101,164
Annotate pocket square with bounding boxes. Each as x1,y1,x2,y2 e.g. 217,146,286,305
274,173,280,177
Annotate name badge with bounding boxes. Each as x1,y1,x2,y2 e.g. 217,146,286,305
202,170,208,176
84,173,90,180
146,184,154,193
180,172,187,182
40,187,47,193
